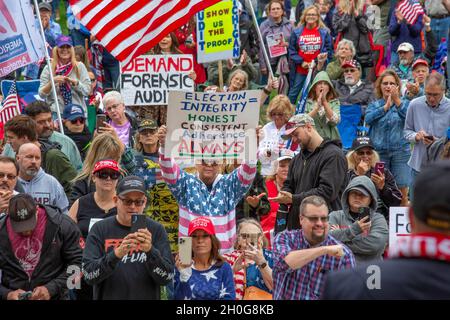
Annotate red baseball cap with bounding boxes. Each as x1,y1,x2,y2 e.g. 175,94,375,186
92,159,120,174
412,59,429,70
188,217,215,236
341,59,361,70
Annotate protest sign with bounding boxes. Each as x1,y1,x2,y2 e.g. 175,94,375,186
120,54,195,106
389,207,411,247
267,33,287,58
0,0,45,77
165,90,260,164
196,0,240,63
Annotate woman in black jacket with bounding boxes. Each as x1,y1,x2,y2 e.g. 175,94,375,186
345,136,402,220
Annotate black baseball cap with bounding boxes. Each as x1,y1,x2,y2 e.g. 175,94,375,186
413,161,450,230
116,176,146,197
8,194,38,233
138,119,158,132
351,136,375,152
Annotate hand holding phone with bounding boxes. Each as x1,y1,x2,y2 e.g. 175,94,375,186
130,214,147,233
374,161,385,175
96,114,107,130
18,291,32,300
358,207,371,222
178,236,193,266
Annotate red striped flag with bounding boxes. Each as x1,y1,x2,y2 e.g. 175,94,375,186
397,0,424,25
69,0,222,69
0,81,21,125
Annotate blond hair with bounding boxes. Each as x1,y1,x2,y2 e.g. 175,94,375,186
299,5,328,29
234,218,269,249
73,132,124,183
346,149,381,170
266,94,294,122
51,46,80,79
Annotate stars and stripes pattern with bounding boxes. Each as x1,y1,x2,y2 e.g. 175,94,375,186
0,81,21,124
397,0,424,25
159,148,256,253
69,0,221,68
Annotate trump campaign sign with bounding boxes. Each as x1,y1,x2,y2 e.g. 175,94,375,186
0,0,45,77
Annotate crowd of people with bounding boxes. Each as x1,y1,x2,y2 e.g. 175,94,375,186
0,0,450,300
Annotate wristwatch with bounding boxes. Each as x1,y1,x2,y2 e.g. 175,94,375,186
259,261,267,269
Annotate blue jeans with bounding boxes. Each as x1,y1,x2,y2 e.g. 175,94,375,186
288,73,307,104
431,17,450,43
377,148,411,188
409,167,420,201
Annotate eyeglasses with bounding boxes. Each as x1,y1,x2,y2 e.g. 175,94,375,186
270,112,285,117
119,197,146,207
95,171,120,180
105,104,121,112
302,215,329,223
70,118,85,125
140,129,157,136
356,150,373,156
344,69,358,74
381,82,397,86
306,13,318,16
191,234,210,239
0,172,16,180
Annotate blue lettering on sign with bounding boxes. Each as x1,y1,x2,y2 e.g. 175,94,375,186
0,35,27,63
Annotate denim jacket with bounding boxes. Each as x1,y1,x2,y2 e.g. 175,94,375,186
365,98,410,152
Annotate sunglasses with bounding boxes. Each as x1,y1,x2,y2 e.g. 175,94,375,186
270,112,285,117
118,197,146,207
201,160,220,166
95,170,120,180
302,215,329,223
356,150,373,156
70,118,85,125
344,69,358,73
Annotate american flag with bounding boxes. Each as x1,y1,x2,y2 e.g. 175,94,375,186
0,82,21,125
397,0,424,25
69,0,221,68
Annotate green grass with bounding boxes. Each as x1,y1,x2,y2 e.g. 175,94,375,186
59,1,68,35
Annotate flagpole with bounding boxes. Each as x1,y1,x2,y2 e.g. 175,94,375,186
245,0,275,80
33,0,64,134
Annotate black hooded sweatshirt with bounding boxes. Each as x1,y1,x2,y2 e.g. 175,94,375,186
282,139,348,230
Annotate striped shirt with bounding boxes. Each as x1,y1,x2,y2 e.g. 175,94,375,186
159,148,256,253
273,229,355,300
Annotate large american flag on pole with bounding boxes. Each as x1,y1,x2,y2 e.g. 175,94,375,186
0,81,21,124
69,0,222,68
397,0,424,25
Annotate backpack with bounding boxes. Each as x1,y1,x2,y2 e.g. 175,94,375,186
39,138,63,169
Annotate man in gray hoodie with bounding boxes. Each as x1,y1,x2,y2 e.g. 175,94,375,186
16,143,69,215
328,175,388,264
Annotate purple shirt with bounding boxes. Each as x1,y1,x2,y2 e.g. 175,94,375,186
110,120,131,147
273,229,355,300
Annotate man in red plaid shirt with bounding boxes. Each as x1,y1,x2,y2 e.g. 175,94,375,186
273,195,355,300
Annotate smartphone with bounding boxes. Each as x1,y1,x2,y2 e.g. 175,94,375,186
178,236,193,265
130,214,147,233
358,207,371,222
18,291,32,300
96,114,107,129
374,161,385,175
424,135,434,141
